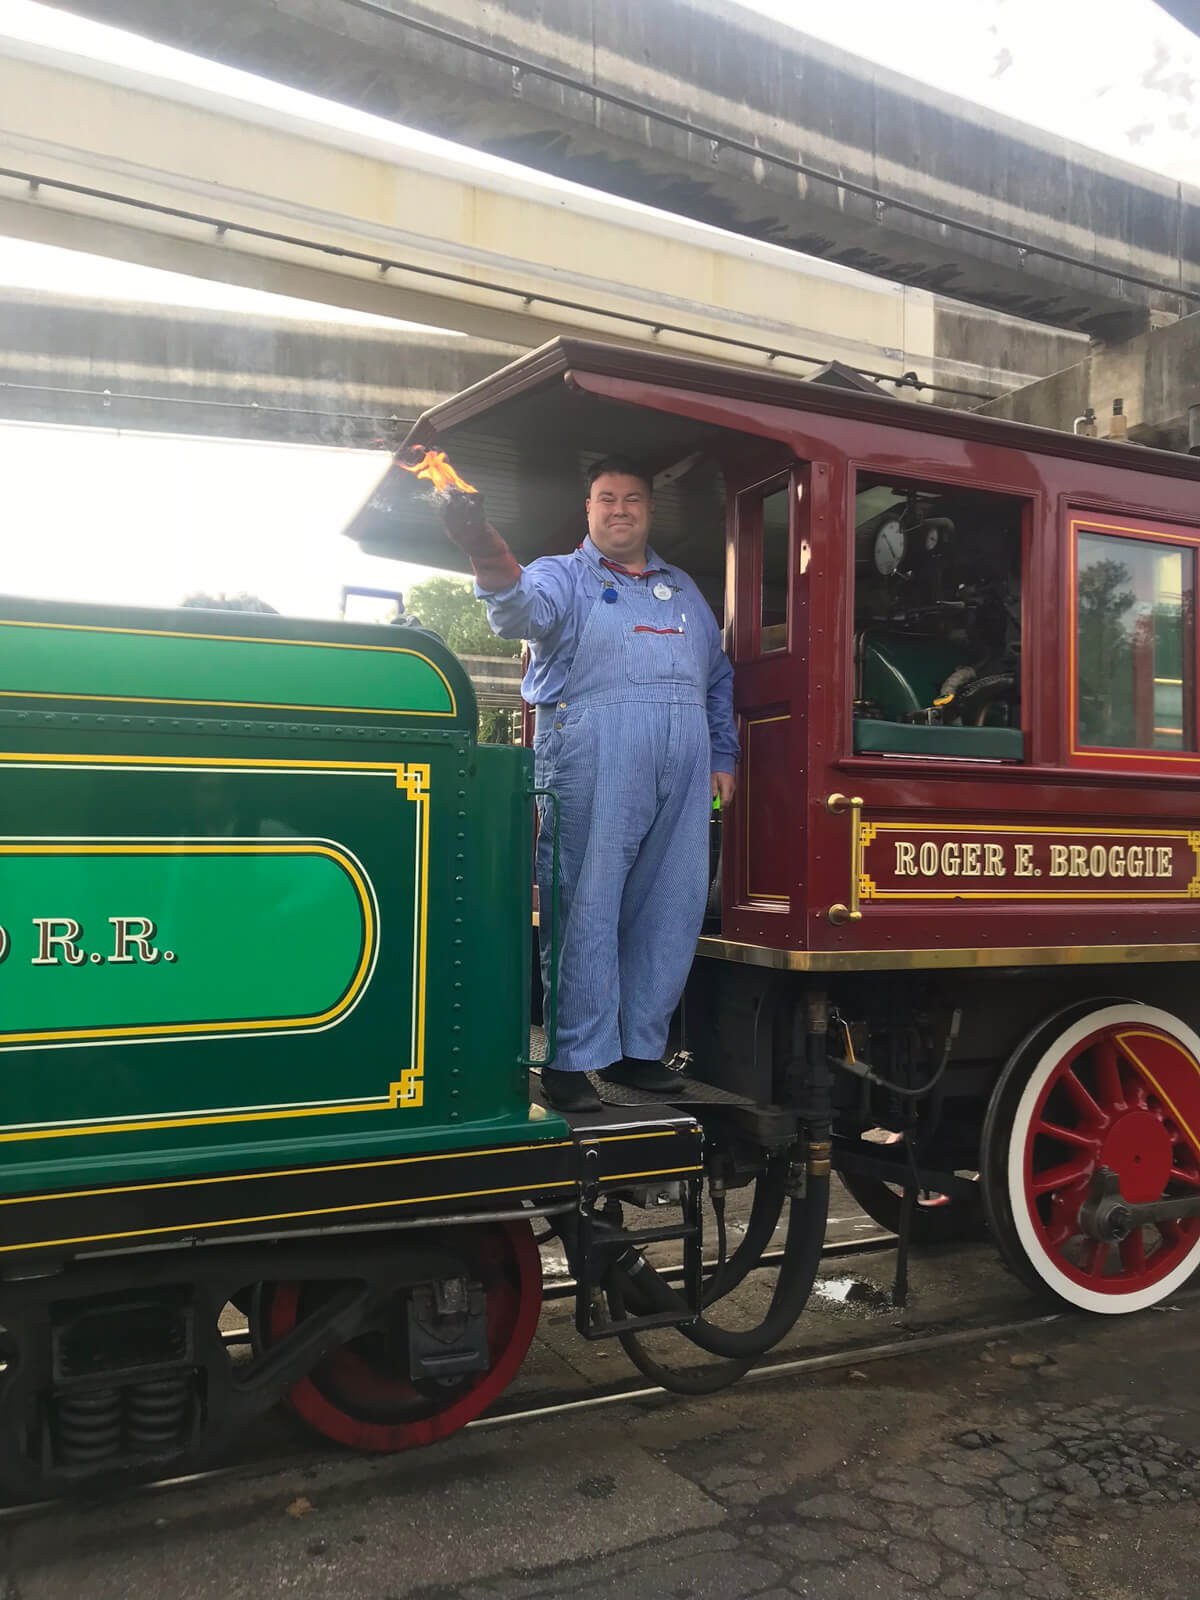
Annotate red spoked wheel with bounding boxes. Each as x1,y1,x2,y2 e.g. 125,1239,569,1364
982,1003,1200,1314
252,1220,542,1451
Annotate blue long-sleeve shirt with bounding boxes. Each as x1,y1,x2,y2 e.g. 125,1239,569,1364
476,535,739,774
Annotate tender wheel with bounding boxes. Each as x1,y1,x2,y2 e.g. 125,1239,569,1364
982,1002,1200,1314
252,1221,542,1450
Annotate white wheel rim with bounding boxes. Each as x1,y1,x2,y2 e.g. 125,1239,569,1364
1006,1003,1200,1314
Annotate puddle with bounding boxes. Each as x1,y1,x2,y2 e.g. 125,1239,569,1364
810,1275,895,1315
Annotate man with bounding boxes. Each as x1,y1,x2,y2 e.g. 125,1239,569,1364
443,456,737,1112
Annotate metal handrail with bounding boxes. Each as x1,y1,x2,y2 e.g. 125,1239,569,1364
519,786,561,1067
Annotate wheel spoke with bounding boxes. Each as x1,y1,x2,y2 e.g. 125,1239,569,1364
1031,1157,1093,1196
1034,1120,1098,1151
1119,1230,1146,1275
1091,1039,1126,1111
1043,1215,1078,1249
1082,1239,1109,1277
1169,1165,1200,1190
1059,1067,1104,1123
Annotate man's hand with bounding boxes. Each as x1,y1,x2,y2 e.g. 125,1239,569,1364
441,489,487,545
438,491,521,592
711,771,735,809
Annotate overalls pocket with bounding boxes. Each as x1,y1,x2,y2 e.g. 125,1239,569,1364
622,620,687,684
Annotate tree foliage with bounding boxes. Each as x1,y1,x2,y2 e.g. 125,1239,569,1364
404,576,520,658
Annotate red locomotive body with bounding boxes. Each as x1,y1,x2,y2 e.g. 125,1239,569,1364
356,338,1200,1317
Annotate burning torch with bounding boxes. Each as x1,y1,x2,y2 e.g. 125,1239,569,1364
399,447,520,591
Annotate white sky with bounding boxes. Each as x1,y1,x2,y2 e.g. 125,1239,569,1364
0,0,1196,617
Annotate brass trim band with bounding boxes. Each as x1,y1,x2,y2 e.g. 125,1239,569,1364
696,938,1200,973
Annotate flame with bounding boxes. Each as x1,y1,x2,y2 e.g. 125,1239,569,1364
399,447,478,495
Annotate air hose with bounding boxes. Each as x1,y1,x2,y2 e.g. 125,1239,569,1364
700,1155,789,1307
602,1159,791,1395
612,1161,830,1362
609,996,834,1389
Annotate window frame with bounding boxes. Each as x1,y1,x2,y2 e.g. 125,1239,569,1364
731,468,797,663
1068,513,1200,773
846,467,1030,764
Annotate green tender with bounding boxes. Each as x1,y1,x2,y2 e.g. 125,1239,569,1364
0,594,566,1203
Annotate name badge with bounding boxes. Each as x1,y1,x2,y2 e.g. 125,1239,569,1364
653,582,672,601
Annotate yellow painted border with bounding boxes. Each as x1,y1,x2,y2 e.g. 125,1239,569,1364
0,616,458,719
859,820,1200,903
0,757,431,1135
1067,516,1200,767
745,713,791,902
0,840,376,1048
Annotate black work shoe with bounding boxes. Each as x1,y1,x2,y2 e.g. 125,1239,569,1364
539,1066,602,1112
599,1058,683,1095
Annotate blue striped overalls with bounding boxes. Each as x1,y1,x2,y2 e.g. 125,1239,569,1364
534,553,711,1073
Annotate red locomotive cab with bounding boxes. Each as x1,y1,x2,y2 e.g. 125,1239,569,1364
355,338,1200,1321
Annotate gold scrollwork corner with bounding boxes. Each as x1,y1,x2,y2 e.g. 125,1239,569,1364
858,874,877,901
859,822,878,848
392,1069,425,1107
396,762,432,801
1188,875,1200,899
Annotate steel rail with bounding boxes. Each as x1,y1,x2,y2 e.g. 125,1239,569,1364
0,1306,1071,1524
337,0,1199,311
218,1232,899,1346
0,166,996,402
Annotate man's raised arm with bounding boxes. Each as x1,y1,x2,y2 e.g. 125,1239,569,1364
442,492,570,642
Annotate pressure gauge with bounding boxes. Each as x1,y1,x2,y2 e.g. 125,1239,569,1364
924,525,943,553
873,518,906,576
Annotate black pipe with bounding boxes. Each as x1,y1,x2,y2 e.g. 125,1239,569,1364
701,1157,789,1307
610,989,834,1368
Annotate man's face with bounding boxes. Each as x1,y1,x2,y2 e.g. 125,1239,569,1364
586,472,653,562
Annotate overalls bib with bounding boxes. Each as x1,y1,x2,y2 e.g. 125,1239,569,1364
534,551,712,1074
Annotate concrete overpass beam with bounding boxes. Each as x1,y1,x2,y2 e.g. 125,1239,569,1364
0,289,515,443
975,311,1200,454
55,0,1200,339
0,33,1084,408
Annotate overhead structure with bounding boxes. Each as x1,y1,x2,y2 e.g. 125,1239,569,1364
57,0,1200,340
0,288,514,445
976,309,1200,454
0,32,1086,415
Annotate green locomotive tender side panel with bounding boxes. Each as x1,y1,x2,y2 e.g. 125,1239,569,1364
0,597,467,727
0,841,374,1047
0,597,559,1209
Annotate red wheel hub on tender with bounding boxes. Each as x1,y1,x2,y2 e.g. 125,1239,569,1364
1023,1020,1200,1297
260,1220,542,1452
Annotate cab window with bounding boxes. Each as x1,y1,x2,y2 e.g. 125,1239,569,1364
852,474,1025,761
1075,527,1196,753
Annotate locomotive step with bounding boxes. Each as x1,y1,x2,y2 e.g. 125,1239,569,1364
587,1071,754,1109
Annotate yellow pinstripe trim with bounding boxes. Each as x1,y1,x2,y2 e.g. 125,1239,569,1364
0,774,424,1133
0,751,403,774
0,1180,579,1254
600,1165,704,1181
0,616,458,718
0,1140,575,1206
0,842,374,1054
860,821,1200,903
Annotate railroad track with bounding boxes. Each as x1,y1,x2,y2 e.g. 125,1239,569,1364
0,1228,1077,1525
